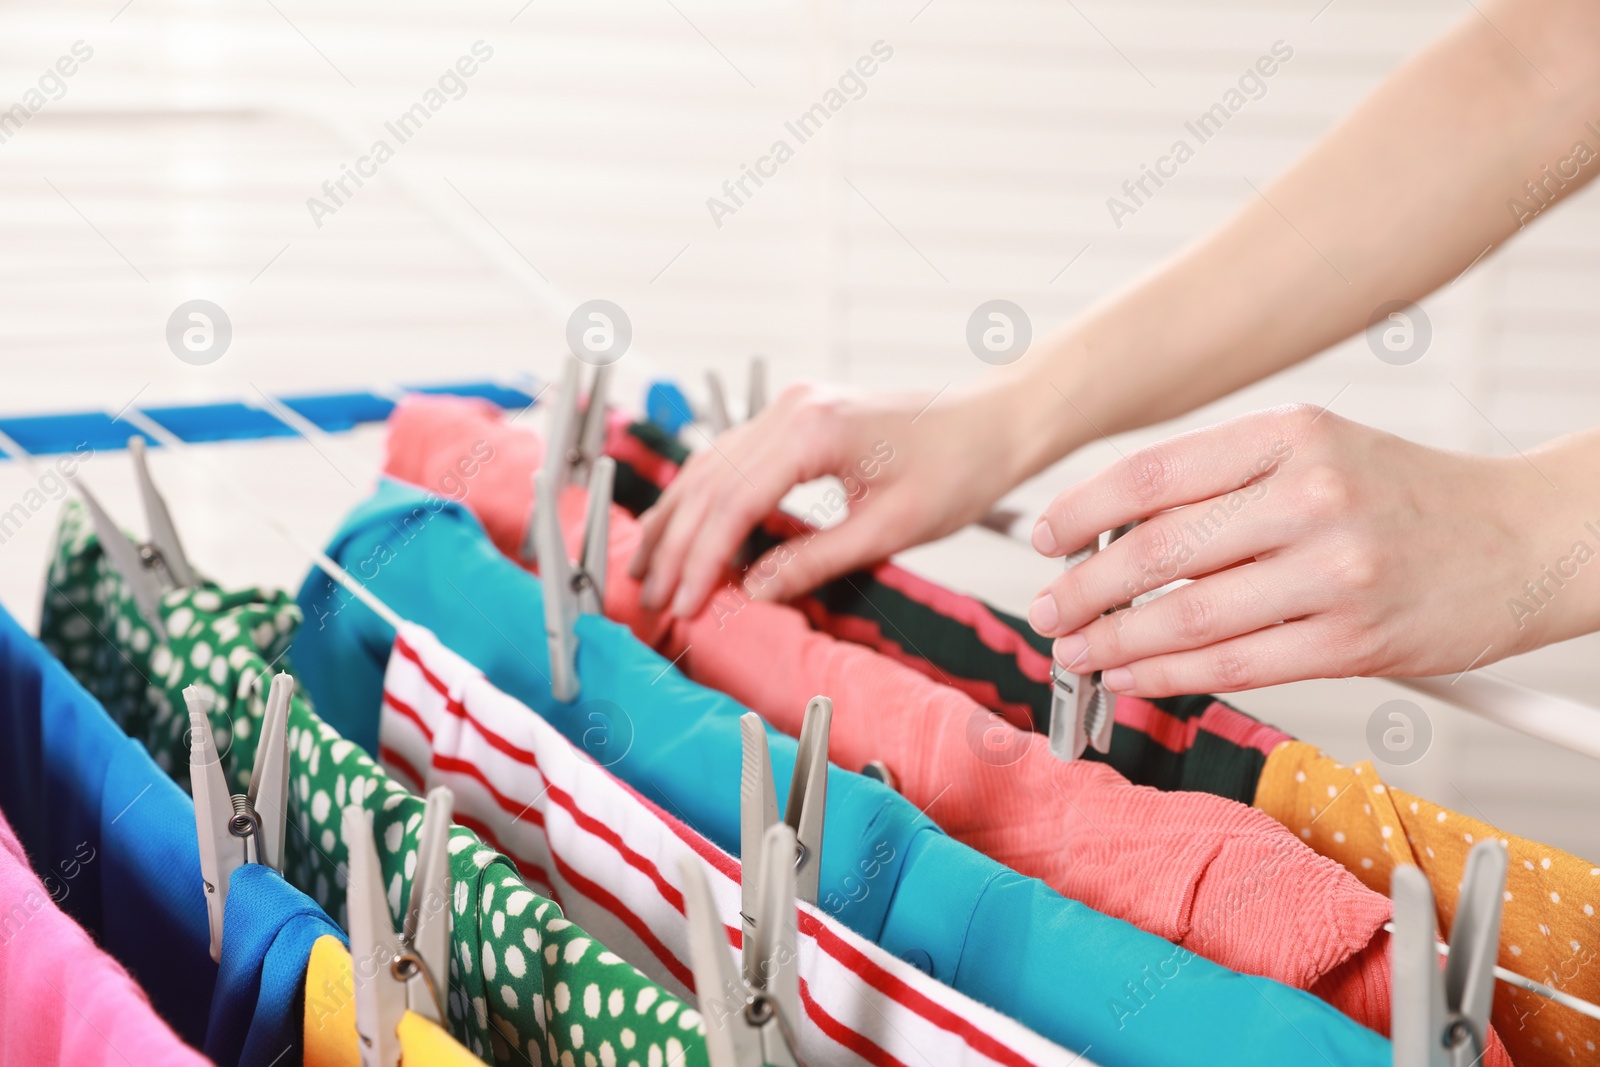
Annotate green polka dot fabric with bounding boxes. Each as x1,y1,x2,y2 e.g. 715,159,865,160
40,500,708,1067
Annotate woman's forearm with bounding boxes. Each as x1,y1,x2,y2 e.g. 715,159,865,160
989,0,1600,484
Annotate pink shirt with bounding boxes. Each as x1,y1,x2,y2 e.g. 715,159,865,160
0,809,211,1067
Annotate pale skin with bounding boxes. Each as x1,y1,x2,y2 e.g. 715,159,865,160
630,0,1600,696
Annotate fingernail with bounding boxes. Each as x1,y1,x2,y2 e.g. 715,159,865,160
670,589,695,617
1053,634,1088,669
1031,520,1057,555
1102,667,1133,692
1028,593,1059,634
640,580,664,612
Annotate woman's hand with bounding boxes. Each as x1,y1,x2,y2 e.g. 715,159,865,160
1027,405,1600,696
629,381,1039,616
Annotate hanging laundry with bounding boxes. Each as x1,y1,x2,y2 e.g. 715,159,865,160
293,477,1395,1067
0,601,343,1067
38,500,710,1067
1258,741,1599,1067
379,393,1402,1033
607,399,1591,1067
301,935,481,1067
383,621,1075,1067
597,410,1288,804
0,797,210,1067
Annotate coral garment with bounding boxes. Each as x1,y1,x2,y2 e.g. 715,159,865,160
381,395,1399,1035
0,805,210,1067
1258,741,1599,1067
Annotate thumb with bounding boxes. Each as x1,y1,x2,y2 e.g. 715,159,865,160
743,512,892,604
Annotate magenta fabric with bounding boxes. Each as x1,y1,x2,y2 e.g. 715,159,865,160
383,394,1397,1035
0,807,211,1067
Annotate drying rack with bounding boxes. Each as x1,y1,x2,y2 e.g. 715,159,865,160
2,376,1599,763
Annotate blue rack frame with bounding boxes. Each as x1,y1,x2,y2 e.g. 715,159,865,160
0,381,539,457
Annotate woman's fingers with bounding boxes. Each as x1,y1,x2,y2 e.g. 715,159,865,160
1028,482,1294,637
1032,407,1300,560
636,475,719,611
630,444,714,581
1049,560,1319,673
631,382,854,616
669,457,802,615
1097,618,1343,697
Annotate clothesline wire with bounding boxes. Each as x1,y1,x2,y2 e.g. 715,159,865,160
10,395,1600,1026
1376,922,1600,1024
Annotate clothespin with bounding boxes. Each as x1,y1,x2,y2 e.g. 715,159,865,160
1047,523,1137,762
705,356,767,435
747,356,767,420
1392,840,1507,1066
520,357,611,564
679,696,829,1067
680,822,804,1067
529,455,614,703
343,786,455,1067
187,673,293,962
524,359,617,701
129,435,197,587
740,698,830,921
705,371,733,436
573,361,611,486
550,355,611,488
69,435,198,639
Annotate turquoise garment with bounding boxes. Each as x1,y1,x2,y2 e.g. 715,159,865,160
0,604,346,1066
294,479,1391,1067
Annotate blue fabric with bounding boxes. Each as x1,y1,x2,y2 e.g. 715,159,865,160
0,605,346,1067
211,865,340,1067
294,480,1392,1067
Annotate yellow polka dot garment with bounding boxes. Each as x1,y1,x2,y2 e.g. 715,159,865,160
1256,740,1600,1067
39,500,708,1067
